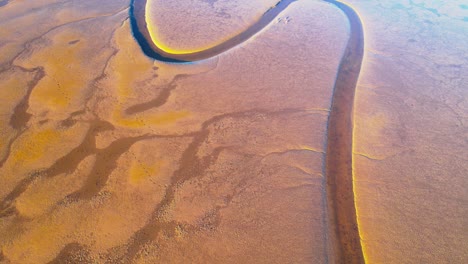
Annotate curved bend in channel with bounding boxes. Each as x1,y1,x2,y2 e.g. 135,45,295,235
130,0,365,263
130,0,299,62
0,0,10,8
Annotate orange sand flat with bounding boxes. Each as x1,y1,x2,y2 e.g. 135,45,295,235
0,1,349,263
347,1,468,263
0,0,467,263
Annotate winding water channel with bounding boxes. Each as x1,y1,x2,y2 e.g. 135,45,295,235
130,0,365,262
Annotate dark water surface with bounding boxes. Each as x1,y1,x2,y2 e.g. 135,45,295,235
0,0,10,8
129,0,184,62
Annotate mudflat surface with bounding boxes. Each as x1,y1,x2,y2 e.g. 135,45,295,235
347,1,468,263
1,0,467,263
0,1,350,263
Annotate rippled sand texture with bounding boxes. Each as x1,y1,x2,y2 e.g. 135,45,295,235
0,0,351,263
347,1,468,263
